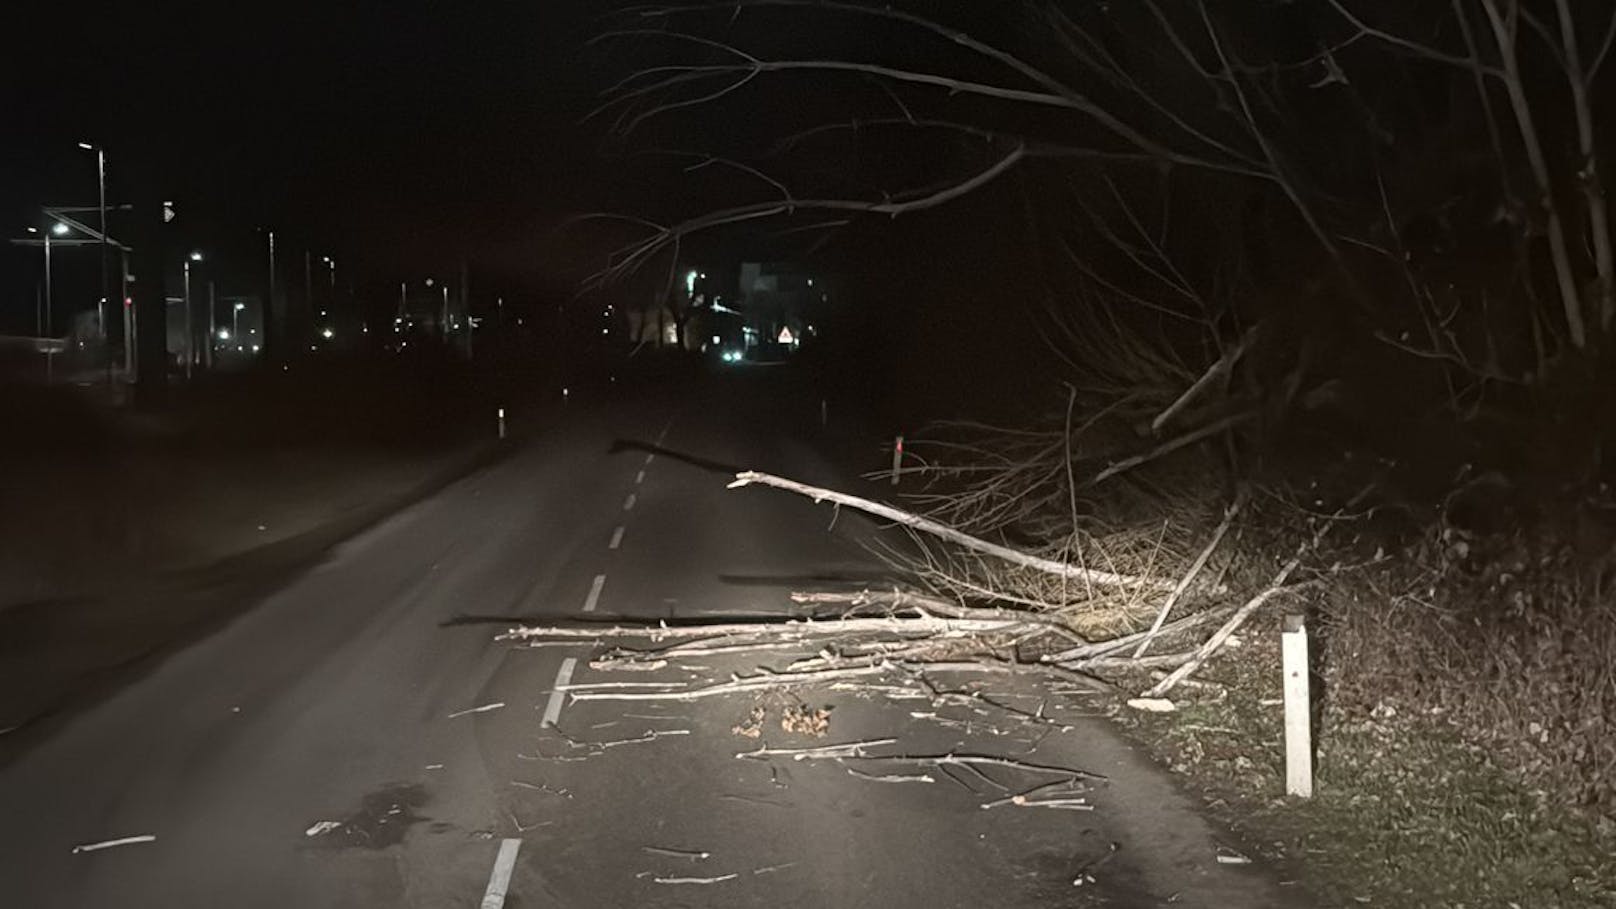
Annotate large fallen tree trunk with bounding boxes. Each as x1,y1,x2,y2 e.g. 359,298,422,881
728,470,1173,591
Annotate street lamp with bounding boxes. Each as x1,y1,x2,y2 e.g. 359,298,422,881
317,256,336,320
233,301,245,342
77,142,109,361
25,223,71,383
183,251,203,380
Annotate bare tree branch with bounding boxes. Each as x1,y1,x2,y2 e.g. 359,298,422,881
1552,0,1616,330
728,469,1173,590
592,145,1027,285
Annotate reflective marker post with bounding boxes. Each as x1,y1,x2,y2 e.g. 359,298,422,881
497,407,506,440
891,435,904,486
1283,613,1313,798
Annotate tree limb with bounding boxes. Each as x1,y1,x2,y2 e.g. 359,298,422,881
728,470,1172,590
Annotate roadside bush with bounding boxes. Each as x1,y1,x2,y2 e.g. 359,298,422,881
1326,519,1616,813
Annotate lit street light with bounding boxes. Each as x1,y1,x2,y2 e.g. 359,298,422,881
183,251,203,381
24,222,71,384
321,256,337,313
76,143,109,346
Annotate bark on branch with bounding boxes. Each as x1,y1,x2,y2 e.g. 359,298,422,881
728,470,1172,591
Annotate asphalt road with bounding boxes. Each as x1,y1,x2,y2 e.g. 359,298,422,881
0,371,1302,908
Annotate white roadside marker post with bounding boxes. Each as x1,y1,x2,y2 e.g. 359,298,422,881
497,407,506,440
891,434,904,486
1283,613,1313,798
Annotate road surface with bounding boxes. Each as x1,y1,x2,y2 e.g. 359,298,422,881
0,371,1301,907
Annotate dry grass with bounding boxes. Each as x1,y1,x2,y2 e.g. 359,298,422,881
1113,604,1616,908
1327,523,1616,813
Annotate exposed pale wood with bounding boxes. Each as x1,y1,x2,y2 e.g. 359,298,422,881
501,614,1021,642
729,470,1170,590
1133,488,1245,657
1143,574,1315,698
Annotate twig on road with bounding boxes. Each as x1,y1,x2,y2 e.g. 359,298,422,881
737,738,898,760
843,765,936,783
642,845,711,861
650,873,739,884
71,835,156,854
446,702,505,719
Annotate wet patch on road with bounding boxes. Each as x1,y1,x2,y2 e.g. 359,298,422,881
301,782,430,850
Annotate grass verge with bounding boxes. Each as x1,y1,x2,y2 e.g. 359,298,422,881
1111,609,1616,908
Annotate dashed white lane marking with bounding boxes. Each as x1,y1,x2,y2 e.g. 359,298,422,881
582,574,606,612
479,837,522,909
623,493,637,511
635,469,646,485
609,526,625,550
540,658,577,728
644,453,655,466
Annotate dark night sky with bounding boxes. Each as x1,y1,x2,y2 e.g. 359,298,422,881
3,0,1055,395
4,2,602,304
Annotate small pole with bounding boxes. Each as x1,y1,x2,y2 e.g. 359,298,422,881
820,398,828,429
183,259,194,382
122,250,133,379
497,406,507,440
206,280,217,370
562,386,569,406
891,434,904,485
43,230,54,385
1282,613,1313,798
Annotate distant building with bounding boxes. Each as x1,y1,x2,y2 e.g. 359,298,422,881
735,261,824,352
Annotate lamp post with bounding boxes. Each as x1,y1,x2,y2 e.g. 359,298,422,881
26,222,70,384
319,256,336,335
183,251,202,381
206,280,217,370
78,143,111,378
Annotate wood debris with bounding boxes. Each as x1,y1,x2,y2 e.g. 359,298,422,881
72,834,157,854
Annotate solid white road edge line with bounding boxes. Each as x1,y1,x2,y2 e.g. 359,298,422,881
582,574,606,612
479,837,523,909
540,658,577,728
609,526,625,550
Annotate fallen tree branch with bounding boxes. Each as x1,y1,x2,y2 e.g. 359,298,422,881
569,663,895,702
729,470,1171,590
791,588,1087,636
1043,606,1233,663
1083,411,1254,488
1133,487,1246,657
1148,327,1256,434
501,613,1021,642
1142,575,1316,698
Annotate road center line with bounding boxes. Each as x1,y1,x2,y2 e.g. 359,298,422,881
582,573,606,612
644,453,655,466
609,526,625,550
479,837,522,909
623,493,637,511
635,469,646,485
540,658,577,728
